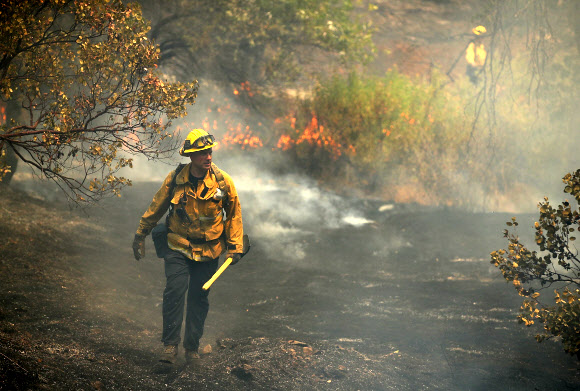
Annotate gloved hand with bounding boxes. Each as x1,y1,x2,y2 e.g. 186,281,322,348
132,234,146,260
227,252,242,265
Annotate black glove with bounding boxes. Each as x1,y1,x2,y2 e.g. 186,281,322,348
227,252,242,265
132,234,146,260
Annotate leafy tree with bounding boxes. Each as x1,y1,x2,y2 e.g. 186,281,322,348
137,0,374,85
490,169,580,359
0,0,198,202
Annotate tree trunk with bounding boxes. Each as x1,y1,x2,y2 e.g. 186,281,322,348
0,99,23,185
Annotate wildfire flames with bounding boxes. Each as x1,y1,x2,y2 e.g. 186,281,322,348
221,123,263,150
189,113,354,158
233,81,254,97
181,82,356,159
276,114,355,158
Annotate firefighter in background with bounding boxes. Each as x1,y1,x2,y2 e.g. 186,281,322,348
132,128,244,365
465,25,487,84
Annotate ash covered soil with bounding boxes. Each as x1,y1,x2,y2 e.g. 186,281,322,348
1,180,579,391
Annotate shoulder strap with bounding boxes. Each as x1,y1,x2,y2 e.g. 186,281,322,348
211,163,229,197
211,163,230,210
170,163,187,193
166,163,187,223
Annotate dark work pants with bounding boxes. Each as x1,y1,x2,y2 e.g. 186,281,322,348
162,250,219,352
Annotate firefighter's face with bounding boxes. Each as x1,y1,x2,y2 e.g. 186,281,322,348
189,148,212,175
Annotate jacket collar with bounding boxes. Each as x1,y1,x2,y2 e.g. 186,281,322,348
175,163,217,191
174,163,191,185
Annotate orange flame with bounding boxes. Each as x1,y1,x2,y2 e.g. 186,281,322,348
174,83,358,159
220,123,263,150
277,134,293,151
233,81,255,97
274,115,355,159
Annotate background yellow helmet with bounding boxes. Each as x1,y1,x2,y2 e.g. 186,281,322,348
472,25,487,35
179,128,218,155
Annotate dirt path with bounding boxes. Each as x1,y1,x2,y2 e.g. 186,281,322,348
1,182,579,390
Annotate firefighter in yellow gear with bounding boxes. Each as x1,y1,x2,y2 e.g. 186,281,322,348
132,128,244,364
465,25,487,84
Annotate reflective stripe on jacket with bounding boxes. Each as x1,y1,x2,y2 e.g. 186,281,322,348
136,163,243,261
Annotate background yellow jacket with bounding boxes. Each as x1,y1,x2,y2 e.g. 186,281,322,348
136,163,243,261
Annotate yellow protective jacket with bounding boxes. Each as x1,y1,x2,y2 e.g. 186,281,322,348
136,163,243,261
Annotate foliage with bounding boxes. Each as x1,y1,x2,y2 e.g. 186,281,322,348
137,0,374,84
490,169,580,359
0,0,198,202
274,70,470,205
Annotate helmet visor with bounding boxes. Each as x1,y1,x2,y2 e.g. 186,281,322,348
184,134,216,151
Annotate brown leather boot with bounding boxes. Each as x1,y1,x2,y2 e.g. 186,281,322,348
159,345,178,364
185,349,200,364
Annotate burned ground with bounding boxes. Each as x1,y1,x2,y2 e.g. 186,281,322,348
1,182,579,390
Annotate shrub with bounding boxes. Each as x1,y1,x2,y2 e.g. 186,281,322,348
275,70,470,204
490,169,580,359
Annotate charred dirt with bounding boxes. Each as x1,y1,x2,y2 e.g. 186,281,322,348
1,181,579,390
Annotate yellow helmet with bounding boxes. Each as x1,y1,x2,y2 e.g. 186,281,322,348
472,25,487,35
179,128,218,156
